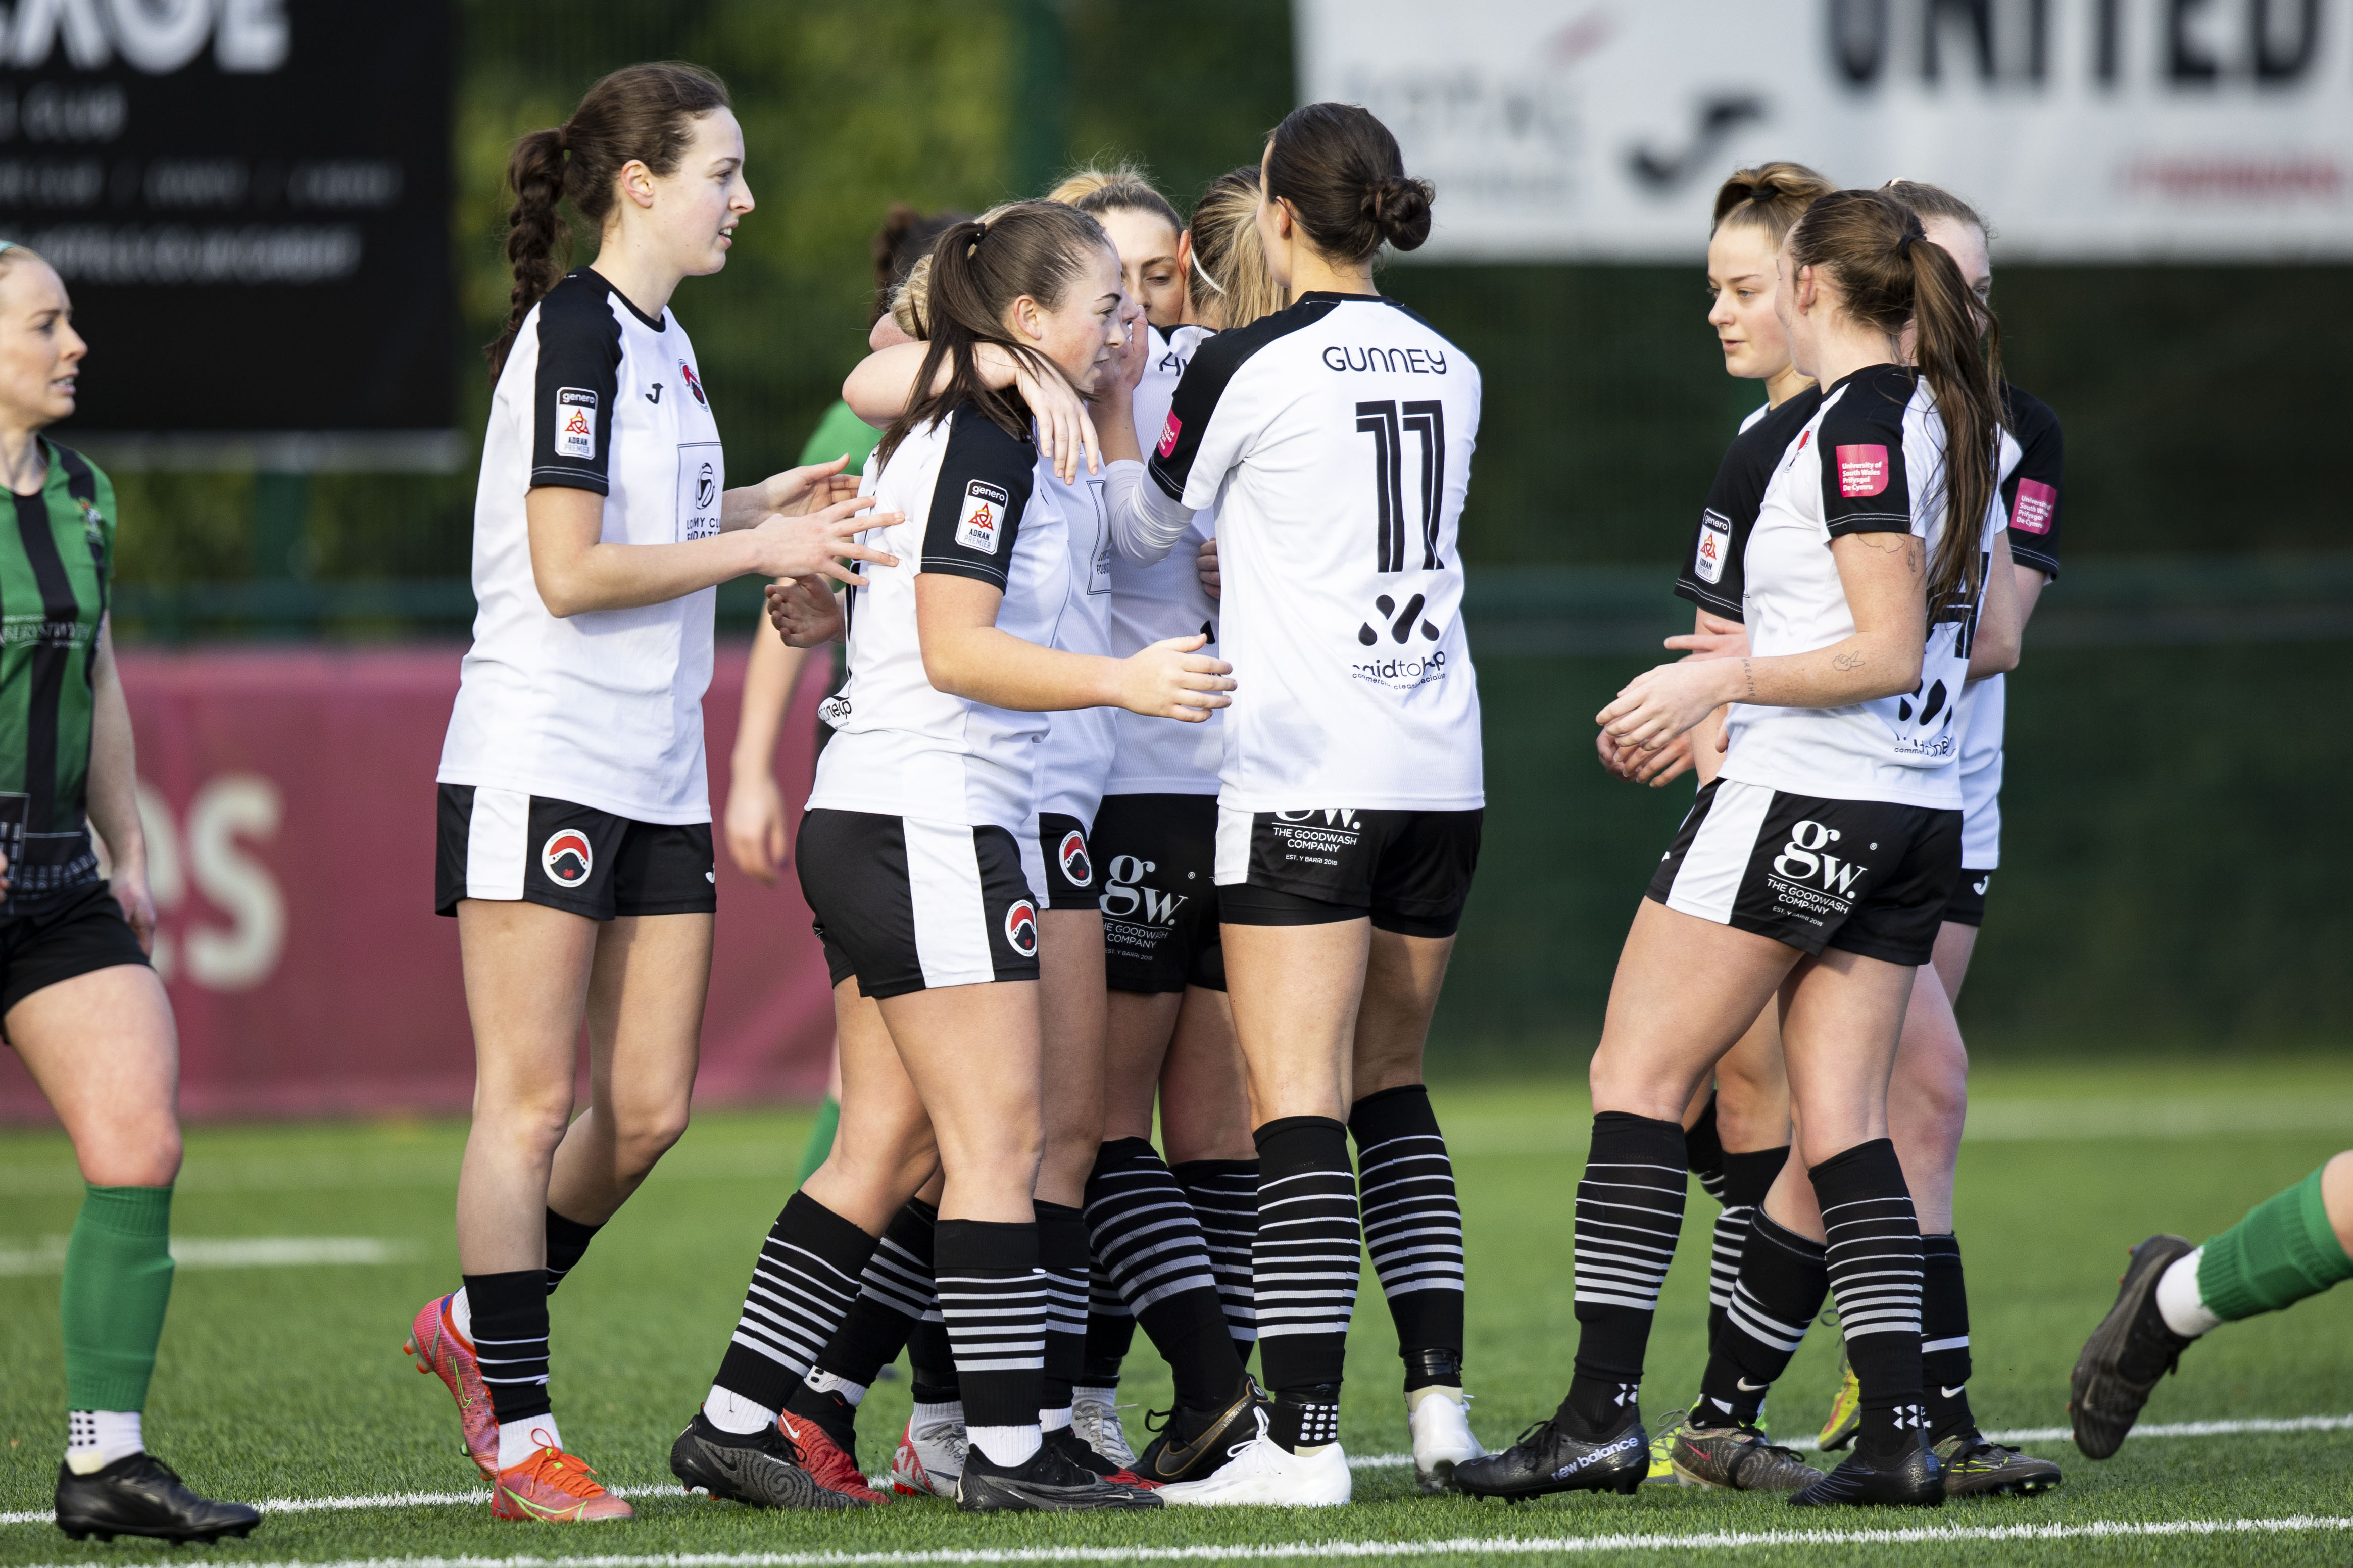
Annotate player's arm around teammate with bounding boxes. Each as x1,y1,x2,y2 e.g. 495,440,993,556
422,65,895,1524
1457,190,2008,1510
0,244,261,1544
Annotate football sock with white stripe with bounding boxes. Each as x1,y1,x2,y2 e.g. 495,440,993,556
1037,1201,1091,1431
542,1207,603,1295
1693,1211,1827,1427
1253,1117,1359,1453
709,1192,878,1418
1173,1157,1260,1348
464,1268,553,1428
1686,1092,1728,1204
1920,1232,1975,1443
783,1200,939,1453
1810,1139,1926,1458
935,1217,1046,1466
1086,1137,1247,1412
1563,1112,1685,1436
1349,1085,1466,1391
1082,1252,1135,1389
1707,1146,1791,1357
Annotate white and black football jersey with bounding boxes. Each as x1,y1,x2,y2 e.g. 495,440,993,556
1032,430,1118,828
808,403,1069,833
1141,293,1484,813
439,269,725,824
1719,364,2004,810
1105,322,1221,796
1676,386,1826,624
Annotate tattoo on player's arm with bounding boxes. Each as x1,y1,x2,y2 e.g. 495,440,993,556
1740,657,1757,700
1833,649,1866,671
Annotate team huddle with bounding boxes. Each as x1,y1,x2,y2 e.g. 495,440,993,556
15,44,2353,1549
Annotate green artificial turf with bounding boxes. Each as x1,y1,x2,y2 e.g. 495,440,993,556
5,1057,2353,1564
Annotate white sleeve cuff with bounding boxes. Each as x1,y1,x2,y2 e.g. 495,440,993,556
1105,459,1196,566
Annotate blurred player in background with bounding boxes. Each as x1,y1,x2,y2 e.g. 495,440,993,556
1460,189,2019,1509
728,204,969,1190
2072,1155,2353,1456
1098,104,1486,1506
0,240,261,1546
421,62,887,1523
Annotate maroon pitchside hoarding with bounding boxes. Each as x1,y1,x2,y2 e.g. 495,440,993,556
0,645,835,1122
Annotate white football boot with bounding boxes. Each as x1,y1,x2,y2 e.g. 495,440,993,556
1071,1389,1140,1473
887,1410,966,1499
1408,1385,1487,1494
1154,1407,1352,1507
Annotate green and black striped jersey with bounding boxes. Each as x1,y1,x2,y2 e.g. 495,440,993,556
1,439,112,911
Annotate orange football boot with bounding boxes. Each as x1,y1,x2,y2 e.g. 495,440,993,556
405,1294,498,1480
491,1433,633,1522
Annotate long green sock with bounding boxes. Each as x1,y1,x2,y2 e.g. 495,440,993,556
61,1184,175,1412
795,1096,840,1187
2196,1165,2353,1323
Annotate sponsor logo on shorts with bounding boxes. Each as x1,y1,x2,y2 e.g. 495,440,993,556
1005,898,1039,957
1101,855,1187,927
1694,508,1731,585
2011,477,2056,534
955,480,1008,554
1268,809,1361,871
1835,443,1890,498
1763,819,1869,926
1057,830,1092,889
541,828,594,888
554,388,597,459
1155,412,1182,459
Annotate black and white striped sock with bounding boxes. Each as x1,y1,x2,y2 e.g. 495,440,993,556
1694,1210,1828,1427
935,1217,1045,1465
1707,1146,1791,1355
1086,1138,1246,1411
1810,1139,1926,1456
709,1192,878,1419
781,1198,938,1448
1349,1086,1464,1388
543,1207,603,1296
1920,1233,1975,1443
1173,1157,1259,1348
464,1269,552,1427
1254,1117,1358,1452
1564,1112,1685,1435
1036,1202,1090,1430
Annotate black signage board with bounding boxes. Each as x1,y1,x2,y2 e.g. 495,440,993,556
0,1,453,468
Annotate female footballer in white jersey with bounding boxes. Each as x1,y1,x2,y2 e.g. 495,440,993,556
414,63,891,1524
1456,189,2020,1509
698,200,1226,1516
1097,104,1486,1505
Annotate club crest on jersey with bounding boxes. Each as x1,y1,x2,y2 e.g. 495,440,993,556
956,480,1008,554
1836,443,1890,498
678,360,708,408
541,828,594,888
2012,477,2057,534
79,501,104,542
1156,412,1182,459
555,388,597,459
1005,898,1039,957
1695,508,1731,585
1057,830,1092,888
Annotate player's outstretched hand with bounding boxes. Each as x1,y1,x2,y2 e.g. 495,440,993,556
1116,633,1233,722
1596,658,1735,757
749,454,861,518
746,494,899,586
1196,537,1220,600
766,575,845,648
1664,610,1749,663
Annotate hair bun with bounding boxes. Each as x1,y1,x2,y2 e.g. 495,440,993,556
1363,174,1434,251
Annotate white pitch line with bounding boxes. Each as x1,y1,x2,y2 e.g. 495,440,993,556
9,1413,2353,1529
5,1513,2352,1566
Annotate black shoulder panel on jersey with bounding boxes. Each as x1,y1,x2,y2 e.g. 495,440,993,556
922,404,1037,588
50,443,107,618
1146,295,1341,501
1675,386,1823,621
530,272,625,496
1819,364,1916,538
1999,381,2064,580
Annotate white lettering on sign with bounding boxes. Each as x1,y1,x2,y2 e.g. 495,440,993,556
114,773,286,989
6,0,288,74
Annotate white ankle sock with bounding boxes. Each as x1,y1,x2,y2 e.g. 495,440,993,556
496,1417,560,1472
1408,1384,1466,1412
1040,1405,1073,1432
968,1423,1041,1467
703,1386,777,1435
1073,1383,1117,1407
911,1399,963,1431
2156,1248,2222,1338
449,1287,472,1342
65,1411,143,1474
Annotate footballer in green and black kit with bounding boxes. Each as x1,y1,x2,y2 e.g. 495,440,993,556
0,439,149,1016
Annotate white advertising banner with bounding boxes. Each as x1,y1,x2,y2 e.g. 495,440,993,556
1295,0,2353,260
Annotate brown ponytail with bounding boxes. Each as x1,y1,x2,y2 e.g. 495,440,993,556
1264,102,1432,263
486,61,732,383
1711,161,1835,247
876,201,1115,470
1784,190,2003,614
